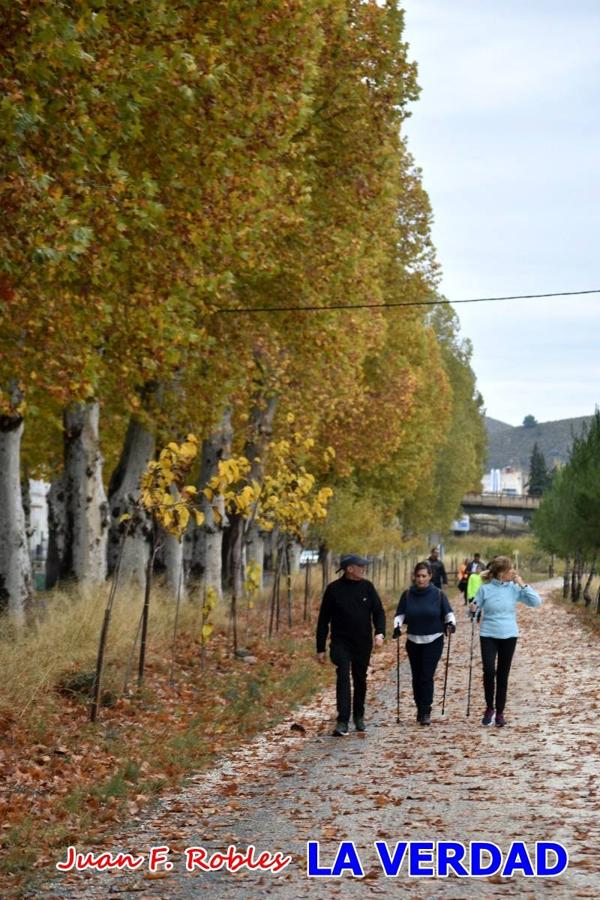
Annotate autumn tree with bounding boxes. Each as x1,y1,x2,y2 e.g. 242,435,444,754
1,0,328,602
0,0,490,609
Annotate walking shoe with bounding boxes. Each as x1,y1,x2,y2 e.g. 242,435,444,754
332,721,349,736
481,707,494,726
495,713,506,727
354,717,366,733
419,711,431,726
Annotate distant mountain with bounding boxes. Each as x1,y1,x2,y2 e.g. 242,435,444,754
484,416,513,435
484,415,594,471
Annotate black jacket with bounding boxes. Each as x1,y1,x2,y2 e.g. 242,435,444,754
316,576,385,653
428,558,448,589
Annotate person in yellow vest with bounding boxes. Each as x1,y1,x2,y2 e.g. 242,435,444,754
466,564,482,604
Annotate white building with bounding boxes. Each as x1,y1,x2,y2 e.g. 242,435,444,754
482,467,524,496
29,479,49,560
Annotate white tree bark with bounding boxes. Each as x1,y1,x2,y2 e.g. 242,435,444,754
0,415,33,625
287,541,302,575
240,396,278,590
163,532,184,598
62,400,108,583
191,410,232,601
107,414,155,586
245,526,265,580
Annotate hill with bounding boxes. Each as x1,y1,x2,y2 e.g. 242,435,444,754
484,416,513,436
485,415,594,470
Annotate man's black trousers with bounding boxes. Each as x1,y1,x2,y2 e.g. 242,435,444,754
480,636,517,714
330,642,371,724
405,635,444,715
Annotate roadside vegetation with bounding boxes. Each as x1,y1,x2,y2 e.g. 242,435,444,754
0,577,335,895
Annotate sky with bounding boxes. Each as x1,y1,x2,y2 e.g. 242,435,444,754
400,0,600,426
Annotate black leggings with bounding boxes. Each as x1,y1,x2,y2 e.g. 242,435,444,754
405,636,444,715
480,636,517,714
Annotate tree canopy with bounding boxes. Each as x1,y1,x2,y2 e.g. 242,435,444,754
1,0,487,613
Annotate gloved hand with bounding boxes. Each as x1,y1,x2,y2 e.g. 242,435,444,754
393,625,401,639
393,615,402,640
445,622,456,635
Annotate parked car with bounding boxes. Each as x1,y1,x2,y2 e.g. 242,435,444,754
299,549,320,566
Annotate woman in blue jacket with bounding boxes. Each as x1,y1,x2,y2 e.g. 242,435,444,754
469,555,542,727
394,561,456,726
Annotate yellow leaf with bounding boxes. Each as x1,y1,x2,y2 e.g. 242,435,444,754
180,442,198,460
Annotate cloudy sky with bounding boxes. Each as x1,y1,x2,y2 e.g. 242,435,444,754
401,0,600,425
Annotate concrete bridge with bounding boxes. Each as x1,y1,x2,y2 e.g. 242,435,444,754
461,492,541,519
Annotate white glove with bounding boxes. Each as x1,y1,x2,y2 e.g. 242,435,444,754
393,615,402,629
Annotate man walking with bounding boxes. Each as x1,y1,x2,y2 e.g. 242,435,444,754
427,547,448,590
316,554,385,736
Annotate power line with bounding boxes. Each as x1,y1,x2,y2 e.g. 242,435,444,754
215,287,600,314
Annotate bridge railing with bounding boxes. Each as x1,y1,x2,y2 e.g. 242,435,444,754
462,492,540,510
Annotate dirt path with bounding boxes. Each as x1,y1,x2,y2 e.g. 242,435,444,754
37,581,600,898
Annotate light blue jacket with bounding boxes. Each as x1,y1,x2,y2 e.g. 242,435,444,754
473,579,542,638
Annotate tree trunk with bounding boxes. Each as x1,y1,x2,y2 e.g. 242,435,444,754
0,407,33,624
320,544,332,590
245,526,264,581
285,540,292,627
230,515,244,654
563,558,571,600
190,411,232,601
107,413,156,585
288,541,302,576
21,470,32,559
46,476,66,590
571,552,580,602
583,555,596,608
163,533,184,598
303,557,312,622
240,396,278,590
61,400,108,584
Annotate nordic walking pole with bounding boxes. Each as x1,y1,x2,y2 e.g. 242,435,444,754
396,632,401,724
441,628,452,716
466,613,475,717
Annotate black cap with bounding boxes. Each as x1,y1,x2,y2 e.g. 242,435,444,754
338,554,369,571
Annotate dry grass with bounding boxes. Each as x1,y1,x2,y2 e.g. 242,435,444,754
0,568,330,718
557,576,600,633
0,574,333,896
0,580,211,720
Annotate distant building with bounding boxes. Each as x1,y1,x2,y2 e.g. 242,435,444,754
482,467,524,496
29,479,49,559
451,514,470,533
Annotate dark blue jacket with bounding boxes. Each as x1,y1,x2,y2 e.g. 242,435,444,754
395,584,452,636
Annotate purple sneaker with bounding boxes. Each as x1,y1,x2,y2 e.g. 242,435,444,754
495,713,506,727
481,707,494,726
